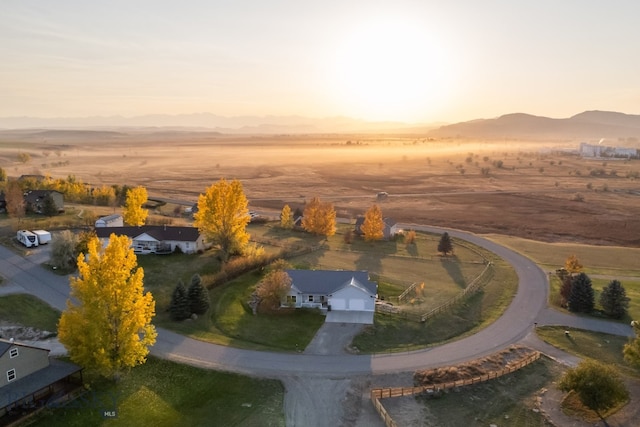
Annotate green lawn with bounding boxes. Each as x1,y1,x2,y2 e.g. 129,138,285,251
352,255,517,353
0,293,60,332
29,357,284,427
535,326,639,377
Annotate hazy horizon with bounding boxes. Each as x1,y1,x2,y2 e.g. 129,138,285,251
2,1,640,124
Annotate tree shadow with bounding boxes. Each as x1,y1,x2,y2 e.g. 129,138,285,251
355,246,383,276
440,255,466,288
406,243,418,257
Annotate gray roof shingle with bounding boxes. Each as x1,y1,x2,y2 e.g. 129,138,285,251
285,270,377,295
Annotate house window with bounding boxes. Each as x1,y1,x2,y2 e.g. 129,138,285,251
286,295,296,304
9,348,18,358
7,369,16,382
308,295,314,302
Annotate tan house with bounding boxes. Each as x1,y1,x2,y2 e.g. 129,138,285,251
0,339,82,421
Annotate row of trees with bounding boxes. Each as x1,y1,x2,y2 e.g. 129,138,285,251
169,274,211,321
558,256,630,318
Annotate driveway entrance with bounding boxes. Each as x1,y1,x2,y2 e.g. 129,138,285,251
325,310,374,324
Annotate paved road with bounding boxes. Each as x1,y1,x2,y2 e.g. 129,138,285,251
0,226,633,378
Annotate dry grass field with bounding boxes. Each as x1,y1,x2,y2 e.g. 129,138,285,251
3,131,640,247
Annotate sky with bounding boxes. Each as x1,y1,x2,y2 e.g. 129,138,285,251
1,0,639,124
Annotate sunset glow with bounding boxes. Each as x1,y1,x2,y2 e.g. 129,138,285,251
1,1,639,124
328,17,456,121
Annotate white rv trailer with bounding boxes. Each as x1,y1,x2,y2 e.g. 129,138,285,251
32,229,52,245
17,230,39,248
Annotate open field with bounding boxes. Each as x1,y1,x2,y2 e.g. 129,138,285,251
2,131,640,247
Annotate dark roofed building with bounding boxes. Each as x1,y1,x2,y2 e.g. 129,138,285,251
95,225,208,254
0,339,82,423
23,190,64,214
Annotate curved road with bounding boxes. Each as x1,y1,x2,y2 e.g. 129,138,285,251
0,226,632,380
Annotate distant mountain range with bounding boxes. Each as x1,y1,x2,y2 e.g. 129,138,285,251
1,110,639,140
0,113,424,134
428,111,640,140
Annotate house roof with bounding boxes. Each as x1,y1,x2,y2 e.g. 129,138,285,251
0,339,49,358
0,359,82,409
97,214,123,222
286,269,377,296
95,225,201,242
23,190,62,203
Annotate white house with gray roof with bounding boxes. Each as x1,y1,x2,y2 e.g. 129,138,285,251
95,225,207,254
284,270,377,323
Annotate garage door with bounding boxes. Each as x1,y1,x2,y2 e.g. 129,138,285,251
330,299,346,310
349,299,365,311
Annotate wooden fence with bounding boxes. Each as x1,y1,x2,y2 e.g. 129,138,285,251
377,261,494,323
370,351,541,427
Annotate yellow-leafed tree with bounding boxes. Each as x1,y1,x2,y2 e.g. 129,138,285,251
302,197,336,237
58,234,157,380
123,186,148,226
194,178,250,259
565,254,583,274
280,204,294,229
361,204,384,241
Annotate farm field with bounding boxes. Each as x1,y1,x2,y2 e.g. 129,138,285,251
2,131,640,248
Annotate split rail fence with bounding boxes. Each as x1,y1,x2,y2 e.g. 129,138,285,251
370,351,541,427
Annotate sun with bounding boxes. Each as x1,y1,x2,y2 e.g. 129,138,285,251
327,18,454,122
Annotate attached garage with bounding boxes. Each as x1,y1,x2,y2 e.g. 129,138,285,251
330,299,346,310
284,270,378,324
349,299,365,311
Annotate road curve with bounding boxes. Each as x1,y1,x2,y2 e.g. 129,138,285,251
0,226,632,378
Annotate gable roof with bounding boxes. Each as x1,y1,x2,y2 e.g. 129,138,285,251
97,214,123,222
95,225,201,242
0,339,49,358
285,269,377,295
23,189,63,203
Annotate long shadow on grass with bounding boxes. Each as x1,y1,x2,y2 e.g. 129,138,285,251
355,245,383,276
440,255,466,288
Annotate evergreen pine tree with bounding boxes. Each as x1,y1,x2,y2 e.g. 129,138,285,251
42,194,58,216
568,272,595,313
188,274,210,315
437,232,453,255
169,280,190,320
599,280,629,319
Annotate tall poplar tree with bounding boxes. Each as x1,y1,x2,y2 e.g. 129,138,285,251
194,178,250,259
302,197,336,237
58,234,156,380
123,186,148,226
361,204,384,241
280,204,294,229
